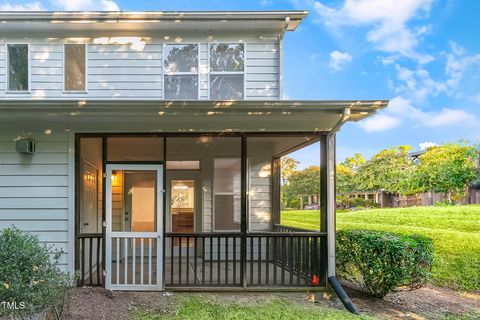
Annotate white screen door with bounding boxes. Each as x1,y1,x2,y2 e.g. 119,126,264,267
105,164,163,290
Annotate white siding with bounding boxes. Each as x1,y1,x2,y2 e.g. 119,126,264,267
0,36,280,100
0,131,71,272
245,42,280,100
248,157,272,231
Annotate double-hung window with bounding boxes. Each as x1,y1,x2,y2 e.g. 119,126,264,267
64,44,86,92
163,44,199,99
7,44,29,92
209,43,244,100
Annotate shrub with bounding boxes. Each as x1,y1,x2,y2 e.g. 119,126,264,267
0,227,74,319
336,196,380,210
336,229,434,298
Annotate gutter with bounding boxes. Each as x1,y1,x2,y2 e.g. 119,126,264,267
330,107,351,133
327,106,361,315
0,10,308,30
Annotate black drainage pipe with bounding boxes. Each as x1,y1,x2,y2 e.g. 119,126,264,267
328,276,360,315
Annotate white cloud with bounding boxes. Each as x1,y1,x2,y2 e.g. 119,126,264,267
425,108,471,127
394,64,447,100
259,0,273,6
358,114,401,132
419,141,437,150
445,41,480,90
313,0,433,63
359,96,477,132
329,50,352,71
53,0,119,10
0,1,45,10
392,42,480,102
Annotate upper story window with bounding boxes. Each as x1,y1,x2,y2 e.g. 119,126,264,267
209,43,245,100
7,44,29,92
64,44,86,92
164,44,199,100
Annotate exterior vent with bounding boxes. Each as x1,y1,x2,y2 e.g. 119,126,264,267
15,138,35,154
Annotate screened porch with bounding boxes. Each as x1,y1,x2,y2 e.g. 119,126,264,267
75,133,328,290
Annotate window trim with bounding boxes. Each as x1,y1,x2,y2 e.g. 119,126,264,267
63,43,88,93
5,43,30,93
208,42,246,100
162,42,200,100
212,157,242,233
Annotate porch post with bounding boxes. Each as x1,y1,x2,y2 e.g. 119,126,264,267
271,157,281,226
326,133,336,278
241,135,248,288
319,135,328,283
101,135,107,287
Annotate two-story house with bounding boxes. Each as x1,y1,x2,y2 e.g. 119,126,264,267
0,10,388,291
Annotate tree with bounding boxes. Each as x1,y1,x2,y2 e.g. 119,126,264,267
337,153,365,194
280,156,299,208
412,143,479,202
355,145,415,194
280,156,299,185
284,166,320,207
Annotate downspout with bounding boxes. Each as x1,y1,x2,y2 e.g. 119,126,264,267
327,108,360,315
279,16,290,100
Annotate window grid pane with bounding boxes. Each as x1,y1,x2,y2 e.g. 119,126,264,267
8,44,28,91
164,75,198,100
64,44,86,91
164,44,198,74
209,43,244,72
210,74,244,100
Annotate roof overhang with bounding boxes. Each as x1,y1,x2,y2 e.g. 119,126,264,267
0,99,388,133
0,11,308,36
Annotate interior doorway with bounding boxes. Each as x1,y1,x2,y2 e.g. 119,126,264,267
166,172,201,257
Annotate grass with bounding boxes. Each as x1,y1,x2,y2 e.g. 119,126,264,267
134,297,375,320
281,205,480,291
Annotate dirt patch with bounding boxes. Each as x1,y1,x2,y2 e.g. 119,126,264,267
348,285,480,319
66,285,480,320
67,287,176,320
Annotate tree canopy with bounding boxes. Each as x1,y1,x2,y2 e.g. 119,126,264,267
411,143,479,201
336,153,365,194
354,145,416,194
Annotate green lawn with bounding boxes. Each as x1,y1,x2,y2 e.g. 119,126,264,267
281,205,480,291
134,297,375,320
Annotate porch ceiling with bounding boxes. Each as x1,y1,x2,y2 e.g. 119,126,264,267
0,99,388,133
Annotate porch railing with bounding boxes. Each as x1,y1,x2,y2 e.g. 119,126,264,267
165,231,326,288
273,224,313,233
76,233,103,287
165,233,242,287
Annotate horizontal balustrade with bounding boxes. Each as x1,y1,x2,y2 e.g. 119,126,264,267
165,231,326,288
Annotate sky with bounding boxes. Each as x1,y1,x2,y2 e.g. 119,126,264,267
1,0,479,168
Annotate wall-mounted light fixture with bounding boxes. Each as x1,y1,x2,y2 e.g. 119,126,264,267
111,171,118,182
15,138,35,155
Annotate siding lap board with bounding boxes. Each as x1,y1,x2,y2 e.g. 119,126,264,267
0,132,70,271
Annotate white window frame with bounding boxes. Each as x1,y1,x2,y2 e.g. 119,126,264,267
63,43,88,93
162,42,200,100
5,43,30,93
212,157,242,233
208,42,246,100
